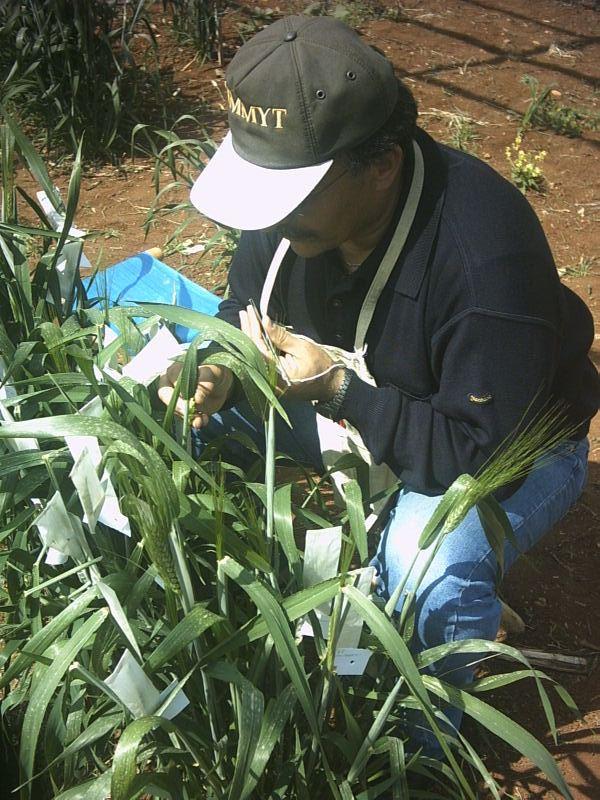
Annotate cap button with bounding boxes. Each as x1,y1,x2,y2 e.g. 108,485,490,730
284,31,297,42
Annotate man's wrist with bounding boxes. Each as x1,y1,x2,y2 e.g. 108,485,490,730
326,365,346,399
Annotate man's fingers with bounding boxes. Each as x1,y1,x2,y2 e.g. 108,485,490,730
193,382,211,406
263,316,297,353
241,305,271,359
157,384,186,416
239,308,249,337
157,384,192,418
191,412,210,430
157,383,173,406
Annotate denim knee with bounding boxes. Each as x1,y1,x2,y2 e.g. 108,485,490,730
410,559,502,685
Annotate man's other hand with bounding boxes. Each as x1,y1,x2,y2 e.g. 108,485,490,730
158,362,234,429
240,305,344,401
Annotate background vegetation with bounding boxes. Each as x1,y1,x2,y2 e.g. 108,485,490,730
0,0,221,159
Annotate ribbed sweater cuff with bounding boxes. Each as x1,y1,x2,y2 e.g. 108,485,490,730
337,371,378,426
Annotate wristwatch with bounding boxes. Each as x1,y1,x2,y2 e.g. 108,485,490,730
316,367,353,420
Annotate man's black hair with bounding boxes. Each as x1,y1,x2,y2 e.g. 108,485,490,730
341,79,418,172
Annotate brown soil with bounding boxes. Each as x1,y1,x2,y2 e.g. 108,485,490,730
15,1,600,797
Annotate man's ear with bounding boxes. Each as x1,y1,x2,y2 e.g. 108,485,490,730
371,145,404,191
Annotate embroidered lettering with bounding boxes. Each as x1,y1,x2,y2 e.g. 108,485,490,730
255,105,271,127
272,107,288,129
226,87,288,130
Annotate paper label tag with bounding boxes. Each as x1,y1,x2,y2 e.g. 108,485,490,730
34,492,86,565
336,567,375,649
97,476,131,536
65,396,103,469
70,449,105,532
121,326,184,386
303,526,343,617
0,358,40,452
334,648,372,676
105,650,188,719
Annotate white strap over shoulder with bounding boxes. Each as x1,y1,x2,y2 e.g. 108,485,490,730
354,140,424,350
259,237,290,318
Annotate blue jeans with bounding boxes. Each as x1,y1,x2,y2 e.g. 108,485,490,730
193,402,589,753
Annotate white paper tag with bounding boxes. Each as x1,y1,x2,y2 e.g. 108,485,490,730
0,399,40,452
105,650,160,719
334,648,373,676
121,326,184,386
336,566,375,650
0,358,40,452
36,190,87,239
97,476,131,536
36,191,91,308
105,650,188,719
70,449,105,532
300,526,344,639
157,679,190,720
65,396,103,469
303,527,343,588
63,398,130,536
34,492,86,565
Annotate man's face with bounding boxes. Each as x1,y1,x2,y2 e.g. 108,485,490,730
270,160,371,258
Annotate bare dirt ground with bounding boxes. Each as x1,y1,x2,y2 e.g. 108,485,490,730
15,1,600,797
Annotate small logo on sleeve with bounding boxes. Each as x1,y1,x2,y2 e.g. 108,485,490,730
468,393,493,404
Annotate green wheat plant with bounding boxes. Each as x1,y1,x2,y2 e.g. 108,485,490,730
0,122,580,799
132,116,241,267
0,0,154,158
163,0,222,60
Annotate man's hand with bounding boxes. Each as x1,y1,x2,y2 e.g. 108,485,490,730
240,305,345,401
158,362,234,429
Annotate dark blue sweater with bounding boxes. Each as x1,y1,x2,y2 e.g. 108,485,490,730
218,128,599,495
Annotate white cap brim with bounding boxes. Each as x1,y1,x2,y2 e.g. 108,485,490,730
190,132,333,230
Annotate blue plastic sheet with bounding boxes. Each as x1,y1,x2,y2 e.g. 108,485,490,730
84,252,220,343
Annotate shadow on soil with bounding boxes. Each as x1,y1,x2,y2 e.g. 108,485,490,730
388,2,600,150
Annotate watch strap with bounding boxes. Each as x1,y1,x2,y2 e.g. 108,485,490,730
316,368,353,420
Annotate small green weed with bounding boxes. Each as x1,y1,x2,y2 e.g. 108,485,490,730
421,108,483,154
446,113,480,153
303,1,400,27
561,256,598,278
521,75,599,138
505,135,546,193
